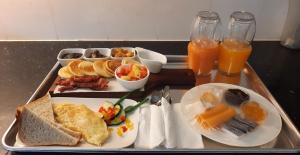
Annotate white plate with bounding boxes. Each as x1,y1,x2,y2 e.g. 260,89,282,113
14,97,140,150
180,83,282,147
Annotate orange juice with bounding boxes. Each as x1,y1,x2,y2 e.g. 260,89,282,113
218,38,252,75
188,39,219,75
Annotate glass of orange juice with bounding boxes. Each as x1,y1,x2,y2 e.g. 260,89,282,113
188,11,221,76
218,11,256,75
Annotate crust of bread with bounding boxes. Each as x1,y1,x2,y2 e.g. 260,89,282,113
17,93,82,146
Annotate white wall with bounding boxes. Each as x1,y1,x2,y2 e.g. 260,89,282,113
0,0,289,41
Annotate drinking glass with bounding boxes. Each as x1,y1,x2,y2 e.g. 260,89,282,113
218,11,256,75
188,11,221,76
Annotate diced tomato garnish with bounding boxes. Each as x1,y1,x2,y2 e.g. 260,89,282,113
107,107,113,113
120,115,126,121
121,126,128,132
98,107,106,113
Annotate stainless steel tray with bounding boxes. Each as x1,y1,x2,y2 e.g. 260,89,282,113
2,55,300,153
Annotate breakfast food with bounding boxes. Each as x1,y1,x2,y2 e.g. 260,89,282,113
122,58,140,65
58,60,121,79
105,60,122,76
67,60,84,76
98,96,148,126
53,103,109,146
98,101,122,121
78,61,98,76
200,92,219,105
111,48,134,58
58,66,74,79
93,60,115,78
116,64,148,81
197,103,236,129
17,94,81,146
61,53,82,59
56,75,109,92
117,119,134,137
241,101,266,124
224,89,249,106
86,50,106,58
187,84,272,140
222,116,257,137
56,59,123,92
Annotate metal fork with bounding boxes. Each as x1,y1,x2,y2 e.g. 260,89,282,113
150,85,172,106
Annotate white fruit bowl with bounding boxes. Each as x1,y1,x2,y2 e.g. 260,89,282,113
115,64,150,90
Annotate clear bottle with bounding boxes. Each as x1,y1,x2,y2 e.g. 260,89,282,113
280,0,300,49
218,11,256,75
188,11,221,76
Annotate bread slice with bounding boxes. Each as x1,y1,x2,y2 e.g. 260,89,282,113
24,93,55,122
17,93,81,146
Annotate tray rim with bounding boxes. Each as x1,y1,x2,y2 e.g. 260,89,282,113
2,55,300,153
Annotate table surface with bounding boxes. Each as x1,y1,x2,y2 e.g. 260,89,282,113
0,41,299,154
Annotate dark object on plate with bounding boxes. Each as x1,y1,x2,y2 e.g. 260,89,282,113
224,89,249,106
61,53,82,59
87,50,105,58
223,116,257,137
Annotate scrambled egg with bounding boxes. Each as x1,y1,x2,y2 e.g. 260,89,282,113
53,103,109,146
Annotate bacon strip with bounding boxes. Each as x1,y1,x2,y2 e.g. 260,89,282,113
72,75,100,83
58,85,76,92
56,75,109,92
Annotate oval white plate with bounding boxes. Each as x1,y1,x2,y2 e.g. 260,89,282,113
180,83,282,147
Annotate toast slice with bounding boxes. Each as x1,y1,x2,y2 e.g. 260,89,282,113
17,93,81,146
23,93,55,122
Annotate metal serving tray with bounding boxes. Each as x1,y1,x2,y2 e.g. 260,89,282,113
2,55,300,153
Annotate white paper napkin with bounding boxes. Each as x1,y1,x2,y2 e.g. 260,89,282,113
134,98,204,149
172,103,204,149
160,98,176,148
134,105,164,148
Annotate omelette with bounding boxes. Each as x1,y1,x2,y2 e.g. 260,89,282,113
53,103,109,146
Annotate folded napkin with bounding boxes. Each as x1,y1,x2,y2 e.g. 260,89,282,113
134,98,204,149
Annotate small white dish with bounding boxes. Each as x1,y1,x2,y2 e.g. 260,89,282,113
115,64,149,90
57,48,85,66
135,47,167,73
111,47,136,60
83,48,110,62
